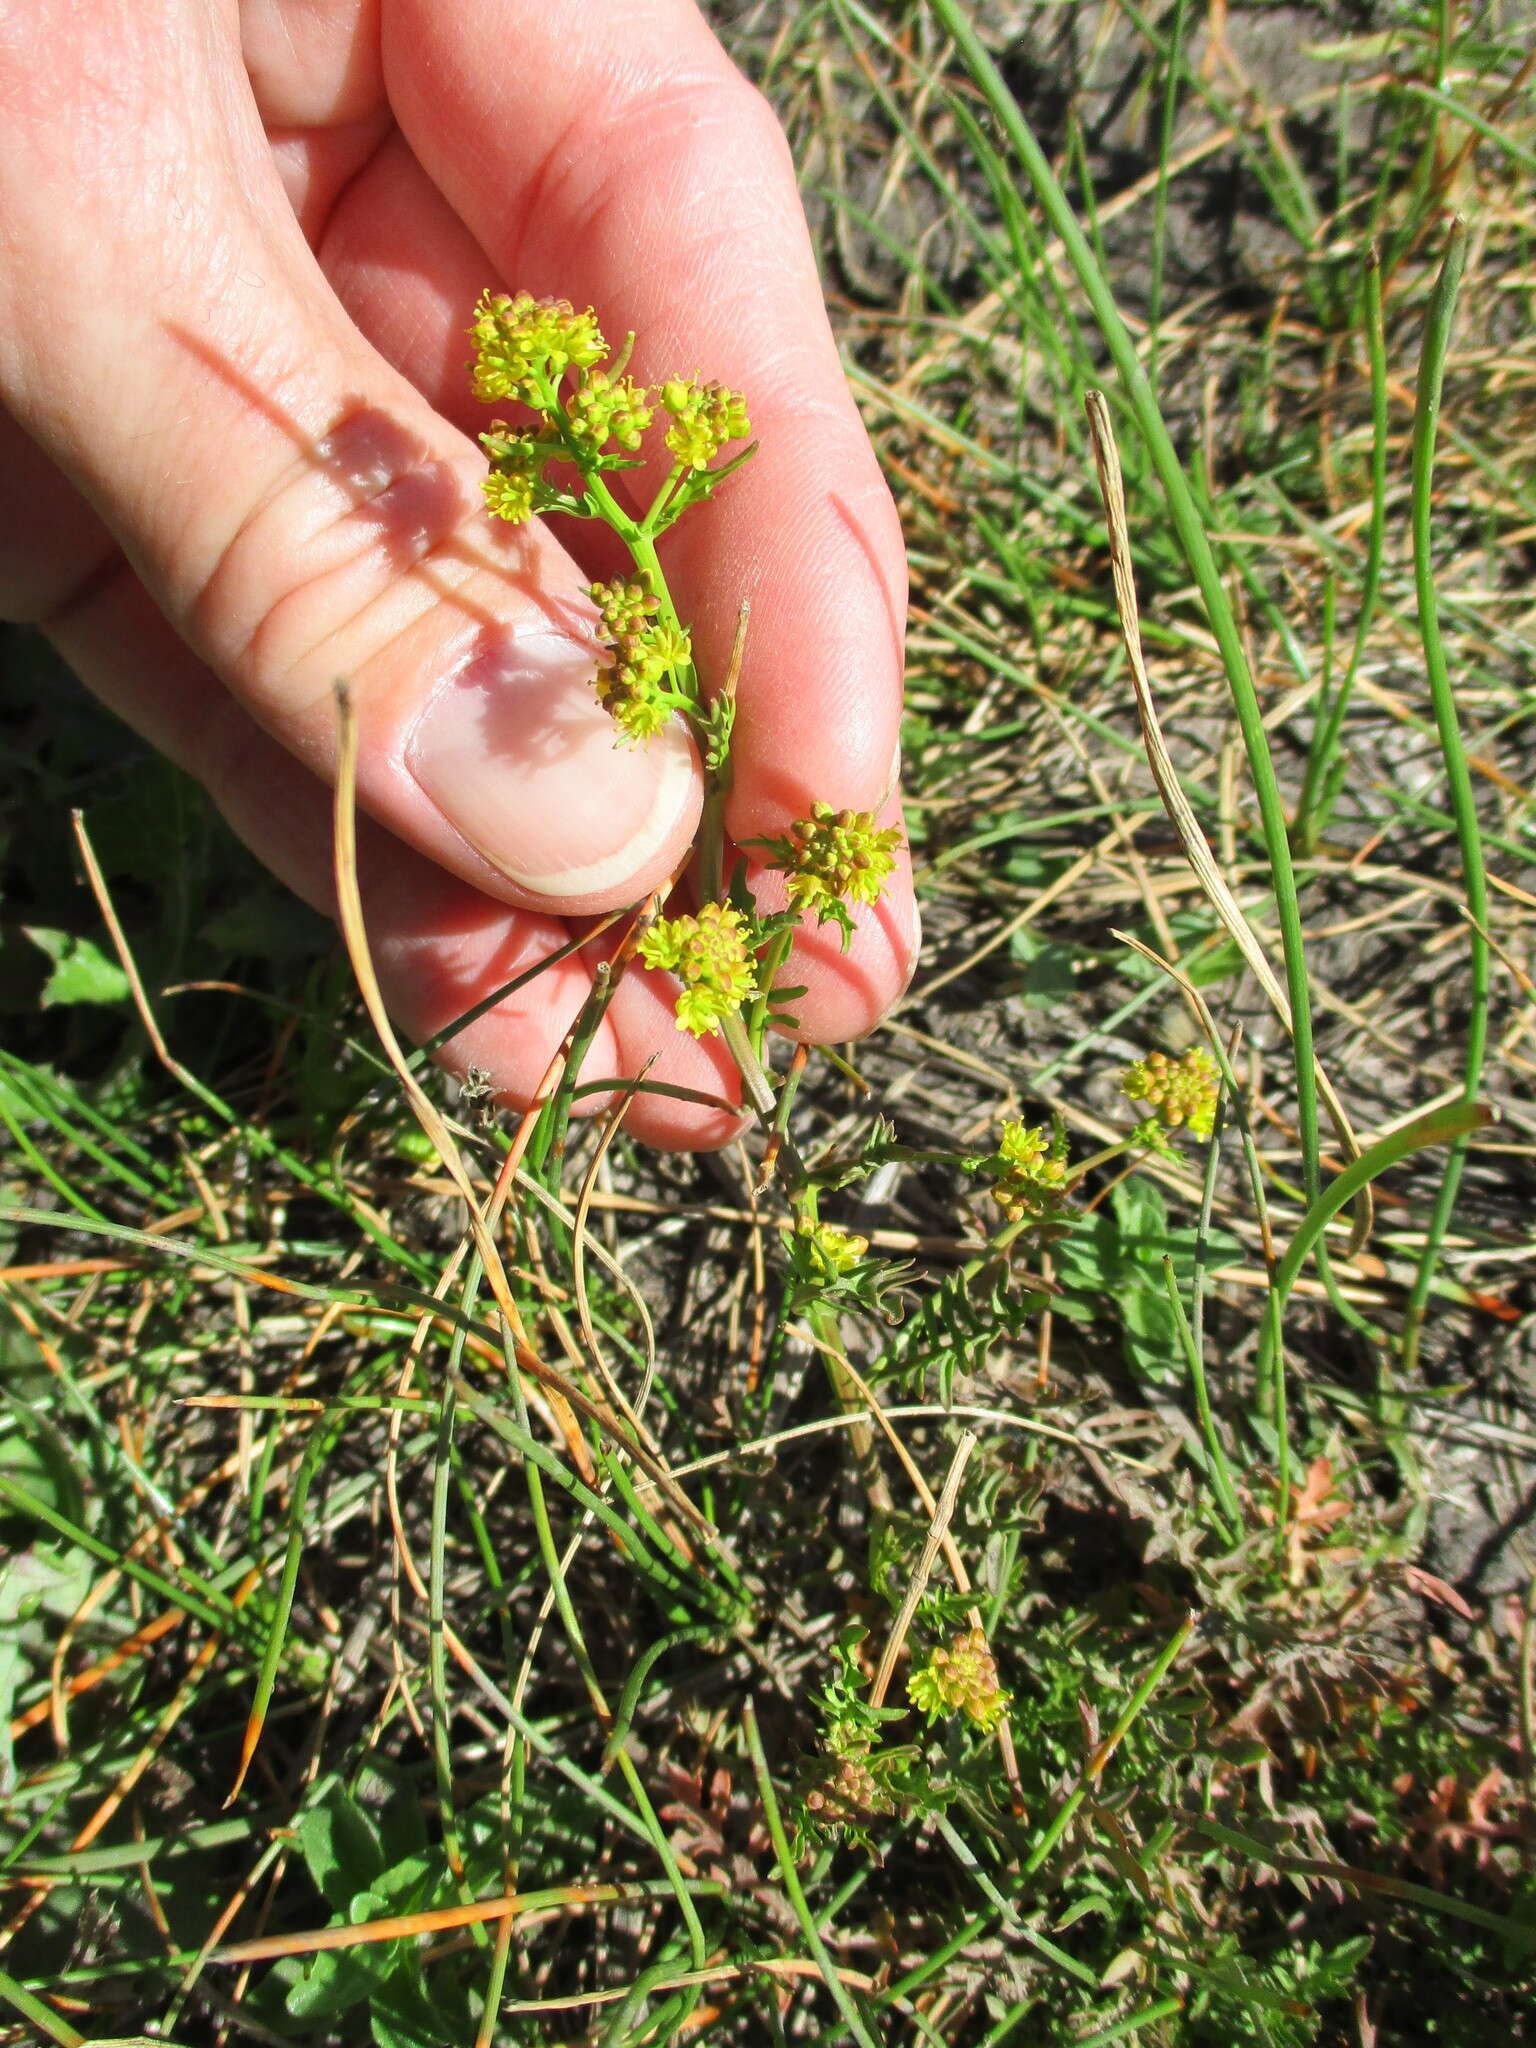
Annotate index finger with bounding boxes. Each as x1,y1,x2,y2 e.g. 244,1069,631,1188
381,0,909,848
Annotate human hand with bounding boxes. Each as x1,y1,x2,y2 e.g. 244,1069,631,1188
0,0,916,1147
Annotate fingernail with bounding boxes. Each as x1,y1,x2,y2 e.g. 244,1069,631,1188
407,631,698,900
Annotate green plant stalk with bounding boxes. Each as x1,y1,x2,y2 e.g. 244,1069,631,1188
597,1962,705,2048
932,1813,1099,1988
0,1969,82,2048
0,1045,162,1174
595,1451,742,1621
1194,1817,1536,1955
1147,0,1190,372
1260,1096,1487,1403
0,1205,518,1371
1072,2000,1188,2047
0,1053,162,1201
744,1702,884,2048
183,1392,435,1415
232,1407,343,1800
1400,221,1490,1376
0,1475,245,1642
1260,1281,1292,1526
0,1094,111,1224
928,0,1326,1225
1298,246,1389,850
1114,0,1322,251
533,367,708,737
873,1910,995,2012
458,1384,715,1611
718,1008,782,1123
1162,1256,1242,1542
1023,1612,1196,1876
415,924,597,1061
474,1919,516,2048
525,959,619,1197
746,924,798,1049
9,1817,251,1880
602,1626,718,1770
1401,78,1536,175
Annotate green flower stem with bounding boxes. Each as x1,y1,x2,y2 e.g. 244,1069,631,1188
746,925,799,1051
626,528,710,745
531,371,706,738
697,776,730,907
717,1009,779,1122
525,959,618,1204
1062,1138,1134,1188
640,461,690,537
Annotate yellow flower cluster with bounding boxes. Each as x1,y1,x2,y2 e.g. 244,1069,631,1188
588,579,693,744
639,902,758,1037
479,431,548,524
796,1218,870,1280
990,1120,1068,1223
1121,1047,1220,1139
469,290,606,404
566,369,653,456
756,802,903,941
659,376,751,470
468,293,759,753
908,1628,1010,1732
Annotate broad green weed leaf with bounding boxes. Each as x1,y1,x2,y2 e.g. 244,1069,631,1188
296,1784,386,1912
23,927,129,1008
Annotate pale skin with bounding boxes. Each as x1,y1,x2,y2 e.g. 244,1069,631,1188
0,0,917,1148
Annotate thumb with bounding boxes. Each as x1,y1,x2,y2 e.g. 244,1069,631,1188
0,2,701,916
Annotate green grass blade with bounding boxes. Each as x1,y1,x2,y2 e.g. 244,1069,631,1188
1399,220,1491,1375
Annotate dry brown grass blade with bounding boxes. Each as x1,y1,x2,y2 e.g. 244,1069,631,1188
870,1429,977,1710
327,682,709,1535
1083,391,1372,1252
213,1881,649,1964
71,809,204,1097
573,1065,664,1458
9,1607,185,1743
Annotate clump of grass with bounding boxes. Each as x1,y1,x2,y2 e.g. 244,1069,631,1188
5,3,1536,2044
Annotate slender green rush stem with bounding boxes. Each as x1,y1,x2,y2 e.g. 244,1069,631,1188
933,1812,1098,1988
504,1348,709,2010
1399,220,1489,1377
1162,1255,1242,1542
1073,2000,1189,2047
0,1969,83,2048
1298,245,1389,850
1260,1097,1487,1404
1147,0,1190,377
